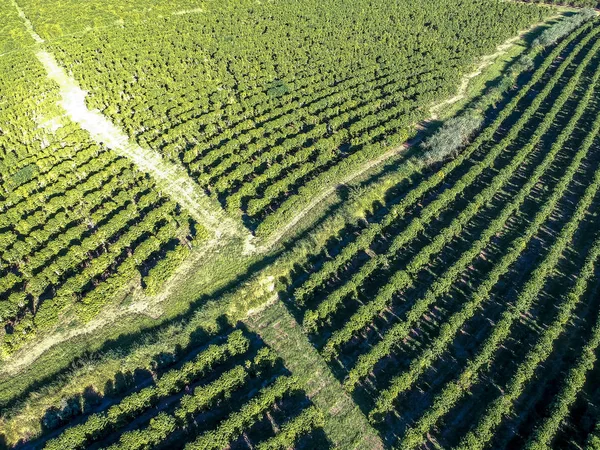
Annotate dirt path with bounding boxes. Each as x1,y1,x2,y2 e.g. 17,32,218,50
259,24,547,252
10,0,43,43
13,0,545,256
36,50,247,241
12,0,250,244
0,238,223,376
0,1,257,375
429,35,523,119
0,281,146,376
246,301,384,450
258,142,411,252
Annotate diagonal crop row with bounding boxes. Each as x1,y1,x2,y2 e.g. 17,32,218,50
256,405,325,450
369,87,600,421
305,27,600,344
200,63,438,186
292,22,590,309
396,125,600,450
456,230,600,450
106,346,280,450
344,61,600,389
43,331,250,450
183,375,298,450
345,70,593,389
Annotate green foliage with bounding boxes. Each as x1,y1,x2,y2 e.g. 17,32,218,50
266,80,291,99
421,9,597,166
348,45,600,393
107,347,279,450
42,329,322,450
421,113,483,163
143,244,191,296
523,0,599,9
6,2,600,450
458,233,600,450
533,8,597,47
185,376,297,450
0,40,206,354
291,17,584,312
257,406,325,450
399,151,600,448
588,424,600,450
44,331,250,450
303,22,593,344
23,0,550,232
8,164,39,190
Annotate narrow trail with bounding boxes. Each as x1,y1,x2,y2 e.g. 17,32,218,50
246,301,384,450
429,35,523,119
258,27,539,252
0,0,257,374
258,142,412,252
0,280,140,377
0,240,219,376
37,51,245,240
10,0,43,43
11,0,548,258
11,0,251,245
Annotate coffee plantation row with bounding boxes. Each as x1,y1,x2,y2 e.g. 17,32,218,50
0,1,208,358
32,329,325,450
282,15,600,448
19,0,549,233
2,1,600,449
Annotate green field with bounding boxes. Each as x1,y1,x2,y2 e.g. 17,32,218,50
1,0,600,449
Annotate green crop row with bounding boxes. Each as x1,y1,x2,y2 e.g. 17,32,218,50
43,331,250,450
293,20,588,309
344,32,600,390
370,50,600,421
397,109,600,450
458,230,600,450
107,347,280,450
304,23,596,343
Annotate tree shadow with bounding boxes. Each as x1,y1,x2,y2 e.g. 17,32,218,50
2,253,278,412
26,324,310,449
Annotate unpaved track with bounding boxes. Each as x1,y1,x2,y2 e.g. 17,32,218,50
246,301,385,450
259,23,547,252
258,142,412,252
12,0,249,244
37,50,245,240
12,0,541,255
429,36,522,118
10,0,43,43
0,238,222,376
0,0,256,374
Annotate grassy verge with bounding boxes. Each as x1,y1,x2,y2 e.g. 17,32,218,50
245,301,383,449
434,8,574,120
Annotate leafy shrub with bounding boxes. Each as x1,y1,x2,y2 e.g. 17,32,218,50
421,113,483,163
